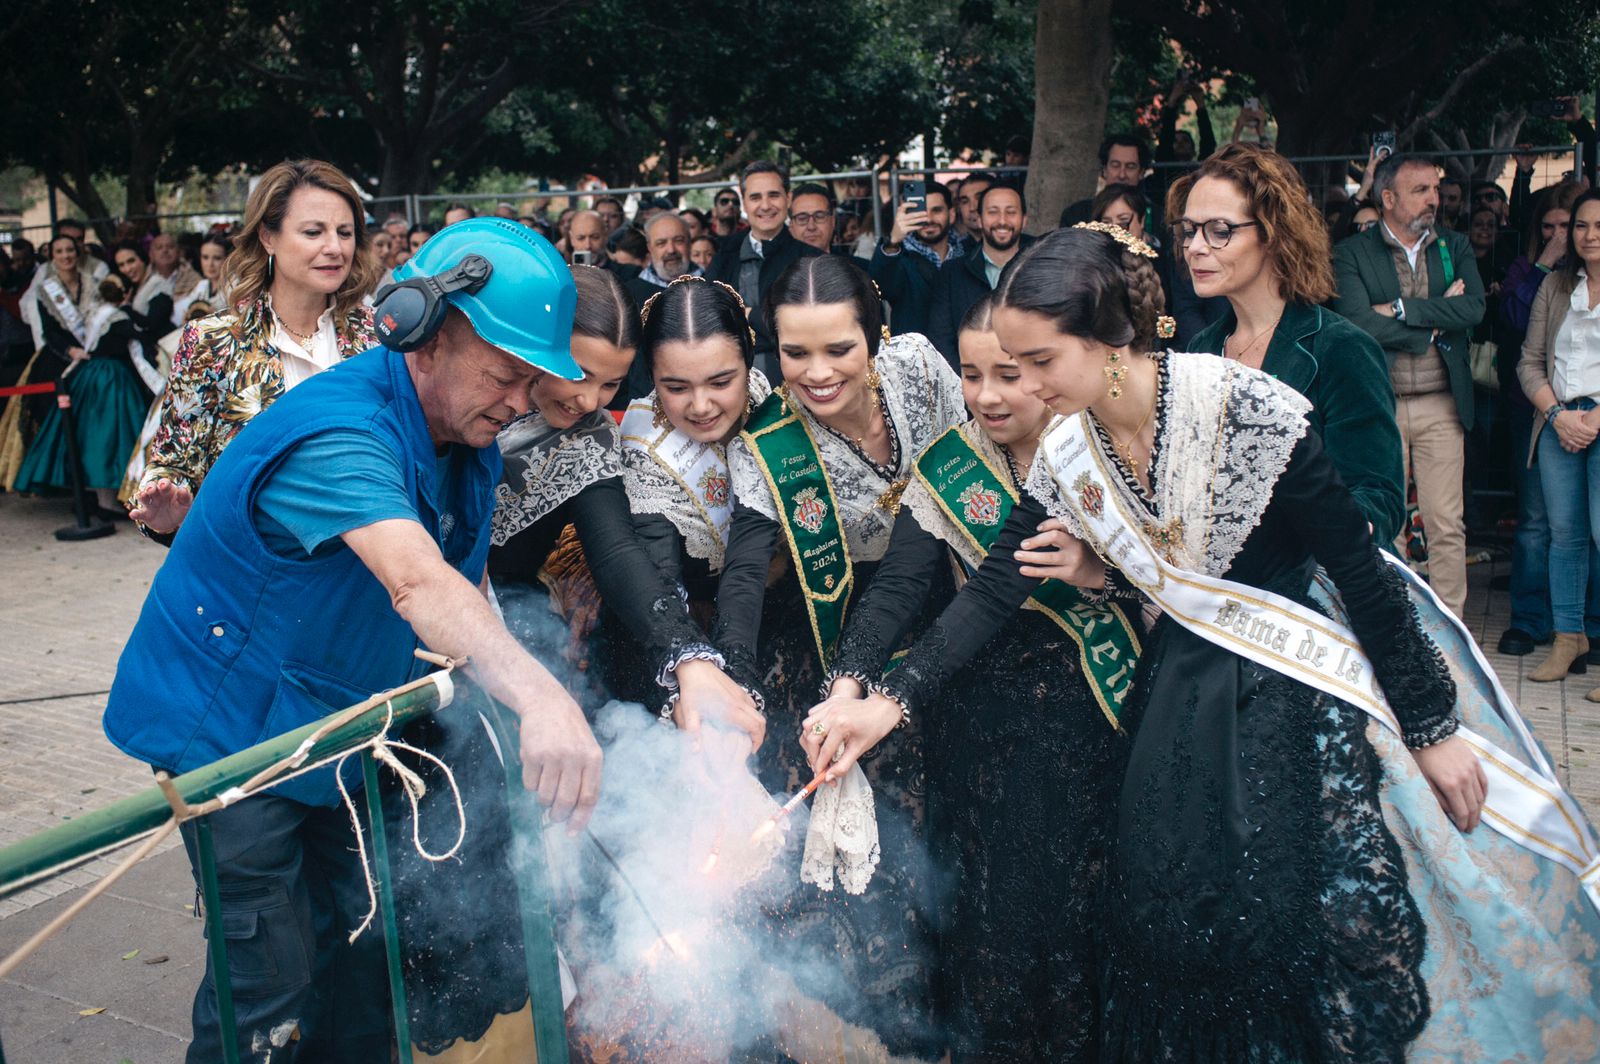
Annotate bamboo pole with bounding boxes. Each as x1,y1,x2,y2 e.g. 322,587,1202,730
0,672,452,893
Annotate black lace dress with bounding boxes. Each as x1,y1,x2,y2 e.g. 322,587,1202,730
825,489,1133,1063
385,473,710,1055
927,409,1456,1061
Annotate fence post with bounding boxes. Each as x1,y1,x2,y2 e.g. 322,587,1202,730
487,698,568,1064
870,165,883,246
194,816,242,1064
361,752,415,1064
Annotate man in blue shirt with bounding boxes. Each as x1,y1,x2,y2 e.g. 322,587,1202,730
103,220,599,1062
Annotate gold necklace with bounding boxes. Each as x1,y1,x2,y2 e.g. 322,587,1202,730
274,308,319,347
1226,306,1285,363
1105,386,1157,481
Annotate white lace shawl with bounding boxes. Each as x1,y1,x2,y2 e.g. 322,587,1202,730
131,270,174,317
490,409,622,547
900,419,1012,571
619,369,772,571
1023,351,1313,577
728,332,966,563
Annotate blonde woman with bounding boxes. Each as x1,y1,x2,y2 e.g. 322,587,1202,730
128,159,379,539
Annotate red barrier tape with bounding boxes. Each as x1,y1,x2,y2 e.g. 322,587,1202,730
0,382,57,398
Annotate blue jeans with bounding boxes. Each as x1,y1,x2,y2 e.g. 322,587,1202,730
1537,398,1600,634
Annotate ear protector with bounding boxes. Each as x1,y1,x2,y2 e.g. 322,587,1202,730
372,253,493,351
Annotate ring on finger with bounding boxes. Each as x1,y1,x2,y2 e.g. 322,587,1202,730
811,722,827,736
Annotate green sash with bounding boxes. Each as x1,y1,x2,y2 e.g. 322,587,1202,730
741,392,854,665
913,426,1141,729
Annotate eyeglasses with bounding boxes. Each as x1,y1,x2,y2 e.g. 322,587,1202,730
1173,218,1260,249
790,212,832,227
1356,219,1379,232
715,197,738,206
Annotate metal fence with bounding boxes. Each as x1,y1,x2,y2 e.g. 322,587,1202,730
0,668,568,1064
4,141,1582,248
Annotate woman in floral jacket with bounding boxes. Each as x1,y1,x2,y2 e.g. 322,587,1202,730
129,159,379,539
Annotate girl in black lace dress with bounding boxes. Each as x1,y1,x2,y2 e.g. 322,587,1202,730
701,256,966,1058
618,276,770,742
803,227,1491,1063
812,293,1139,1062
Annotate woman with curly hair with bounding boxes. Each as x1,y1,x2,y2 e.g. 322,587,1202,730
127,158,379,539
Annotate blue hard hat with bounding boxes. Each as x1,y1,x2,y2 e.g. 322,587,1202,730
394,218,580,379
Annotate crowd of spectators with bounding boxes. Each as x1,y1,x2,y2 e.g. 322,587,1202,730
1,90,1597,656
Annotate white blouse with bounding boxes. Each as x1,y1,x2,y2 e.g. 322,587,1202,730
1552,271,1600,403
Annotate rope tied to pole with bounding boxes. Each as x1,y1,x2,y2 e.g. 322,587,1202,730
0,652,468,980
335,696,468,943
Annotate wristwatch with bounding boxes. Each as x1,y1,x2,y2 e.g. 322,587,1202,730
1391,298,1406,322
1546,403,1564,425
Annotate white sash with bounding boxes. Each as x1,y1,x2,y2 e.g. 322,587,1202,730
1038,414,1600,912
620,400,734,555
39,275,88,347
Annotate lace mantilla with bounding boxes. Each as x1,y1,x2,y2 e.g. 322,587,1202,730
619,371,771,570
490,410,621,547
1025,352,1312,577
729,332,965,562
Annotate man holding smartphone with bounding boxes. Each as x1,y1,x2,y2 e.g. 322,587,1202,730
870,178,965,338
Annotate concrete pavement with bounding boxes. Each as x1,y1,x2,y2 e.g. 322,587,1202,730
1,488,1599,1062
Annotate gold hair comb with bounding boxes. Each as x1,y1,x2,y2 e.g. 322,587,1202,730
1072,221,1158,260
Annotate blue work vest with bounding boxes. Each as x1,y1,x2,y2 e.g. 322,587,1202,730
103,346,499,806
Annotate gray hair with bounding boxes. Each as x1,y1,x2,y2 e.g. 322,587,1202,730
644,211,689,241
1372,153,1439,208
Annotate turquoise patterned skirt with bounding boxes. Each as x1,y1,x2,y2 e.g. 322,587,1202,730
14,358,148,493
1311,570,1600,1059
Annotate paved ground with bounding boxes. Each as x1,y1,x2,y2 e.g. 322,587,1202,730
1,490,1598,1062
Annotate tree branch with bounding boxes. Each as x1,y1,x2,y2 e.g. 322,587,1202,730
1396,38,1525,144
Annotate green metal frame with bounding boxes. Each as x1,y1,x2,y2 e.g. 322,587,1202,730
0,679,570,1062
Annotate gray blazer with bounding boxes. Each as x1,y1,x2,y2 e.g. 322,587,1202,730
1515,270,1583,465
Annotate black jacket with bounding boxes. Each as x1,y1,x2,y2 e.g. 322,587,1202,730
868,241,942,339
926,235,1037,365
710,227,820,381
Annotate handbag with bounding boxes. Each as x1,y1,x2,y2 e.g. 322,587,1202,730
1469,340,1500,391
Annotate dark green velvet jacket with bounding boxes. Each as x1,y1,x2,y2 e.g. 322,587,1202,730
1189,300,1406,544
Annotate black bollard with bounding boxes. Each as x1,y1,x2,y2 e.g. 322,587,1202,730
52,385,114,542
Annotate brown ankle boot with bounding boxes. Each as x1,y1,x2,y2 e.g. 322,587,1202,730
1529,632,1590,682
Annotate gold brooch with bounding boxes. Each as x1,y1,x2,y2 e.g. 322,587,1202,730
1143,517,1186,564
877,478,909,515
1072,221,1158,260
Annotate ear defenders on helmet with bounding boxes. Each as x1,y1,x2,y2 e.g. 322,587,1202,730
372,253,493,351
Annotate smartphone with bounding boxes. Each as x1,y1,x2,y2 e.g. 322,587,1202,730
571,250,594,266
901,180,927,213
1528,99,1569,119
1371,131,1396,160
1244,96,1260,111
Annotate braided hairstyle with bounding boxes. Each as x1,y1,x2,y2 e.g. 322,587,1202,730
640,278,755,371
994,226,1166,353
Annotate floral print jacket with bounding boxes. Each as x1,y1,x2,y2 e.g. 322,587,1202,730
141,296,376,495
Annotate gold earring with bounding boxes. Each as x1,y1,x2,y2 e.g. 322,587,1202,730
866,364,882,414
651,392,668,428
1104,350,1126,399
880,324,892,344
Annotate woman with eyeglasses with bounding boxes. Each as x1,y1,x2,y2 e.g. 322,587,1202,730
1168,142,1406,543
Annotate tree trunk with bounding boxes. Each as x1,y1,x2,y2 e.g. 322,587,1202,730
1026,0,1114,234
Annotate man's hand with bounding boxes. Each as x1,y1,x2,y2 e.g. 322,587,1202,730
1559,95,1582,123
1015,519,1106,588
129,478,194,534
1372,301,1396,318
1444,278,1466,298
1513,143,1539,174
342,518,605,833
888,201,929,247
517,684,603,832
